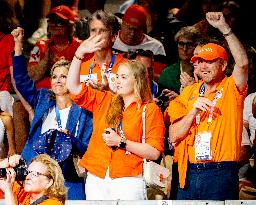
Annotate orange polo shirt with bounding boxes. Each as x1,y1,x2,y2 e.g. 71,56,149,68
70,83,165,178
12,182,63,205
168,76,247,188
80,53,125,83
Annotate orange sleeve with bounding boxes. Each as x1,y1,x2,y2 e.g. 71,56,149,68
229,75,248,105
69,83,111,113
167,84,197,124
12,182,29,205
168,98,188,124
145,103,165,152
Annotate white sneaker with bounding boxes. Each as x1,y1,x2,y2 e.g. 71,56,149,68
27,18,48,45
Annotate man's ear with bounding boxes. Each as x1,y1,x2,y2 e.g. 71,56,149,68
111,33,117,44
221,60,228,72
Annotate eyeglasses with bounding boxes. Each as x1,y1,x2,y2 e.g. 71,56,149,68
27,170,50,179
178,41,195,49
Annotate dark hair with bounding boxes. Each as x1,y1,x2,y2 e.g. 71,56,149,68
126,49,154,60
174,26,201,43
0,0,19,33
89,10,120,36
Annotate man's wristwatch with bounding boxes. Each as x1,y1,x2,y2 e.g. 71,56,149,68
118,136,127,149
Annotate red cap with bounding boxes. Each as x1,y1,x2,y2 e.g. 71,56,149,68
191,43,228,63
123,5,147,27
47,5,76,22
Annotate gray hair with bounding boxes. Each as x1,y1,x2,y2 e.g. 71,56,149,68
90,10,120,35
174,26,201,42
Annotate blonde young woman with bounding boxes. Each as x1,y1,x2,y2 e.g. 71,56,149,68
67,36,165,200
0,154,66,205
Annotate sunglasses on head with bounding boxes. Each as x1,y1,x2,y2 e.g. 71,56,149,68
127,49,154,59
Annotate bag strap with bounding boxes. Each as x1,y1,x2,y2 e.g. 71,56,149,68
30,195,49,205
141,104,167,168
142,104,147,144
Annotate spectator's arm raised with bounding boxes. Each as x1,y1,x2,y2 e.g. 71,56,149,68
206,12,248,91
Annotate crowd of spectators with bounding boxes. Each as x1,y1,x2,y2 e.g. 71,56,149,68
1,0,256,202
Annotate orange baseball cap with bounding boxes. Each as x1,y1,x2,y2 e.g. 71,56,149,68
123,5,147,27
47,5,76,22
191,43,228,63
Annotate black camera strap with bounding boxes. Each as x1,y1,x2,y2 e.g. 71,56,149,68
30,195,49,205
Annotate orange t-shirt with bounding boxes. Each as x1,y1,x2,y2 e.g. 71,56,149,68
79,53,126,91
168,76,247,188
70,84,165,178
12,182,63,205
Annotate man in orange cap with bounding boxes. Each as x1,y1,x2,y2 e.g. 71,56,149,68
168,12,248,200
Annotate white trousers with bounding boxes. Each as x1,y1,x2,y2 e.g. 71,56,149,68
0,91,14,116
0,118,5,157
85,169,147,200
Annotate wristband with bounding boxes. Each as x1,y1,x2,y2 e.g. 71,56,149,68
223,29,233,37
118,136,127,149
74,53,83,61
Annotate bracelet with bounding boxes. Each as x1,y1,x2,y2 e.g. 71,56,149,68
74,53,83,61
223,29,233,37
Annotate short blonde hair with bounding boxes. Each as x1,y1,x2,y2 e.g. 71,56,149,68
31,154,67,203
50,59,71,77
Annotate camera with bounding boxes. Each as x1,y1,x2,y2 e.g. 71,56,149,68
0,159,28,181
156,92,169,111
105,128,118,151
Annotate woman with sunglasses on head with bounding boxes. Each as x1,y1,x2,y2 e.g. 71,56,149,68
0,154,66,205
11,27,92,200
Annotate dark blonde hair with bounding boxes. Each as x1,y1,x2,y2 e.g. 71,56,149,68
90,10,120,35
31,154,67,203
106,60,152,127
174,26,201,42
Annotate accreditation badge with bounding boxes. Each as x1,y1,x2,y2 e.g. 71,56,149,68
195,131,212,161
80,74,97,83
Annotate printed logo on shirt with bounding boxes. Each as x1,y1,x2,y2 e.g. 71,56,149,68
29,46,40,63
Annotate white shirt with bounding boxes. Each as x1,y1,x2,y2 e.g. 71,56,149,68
113,33,166,56
41,106,71,134
243,92,256,144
